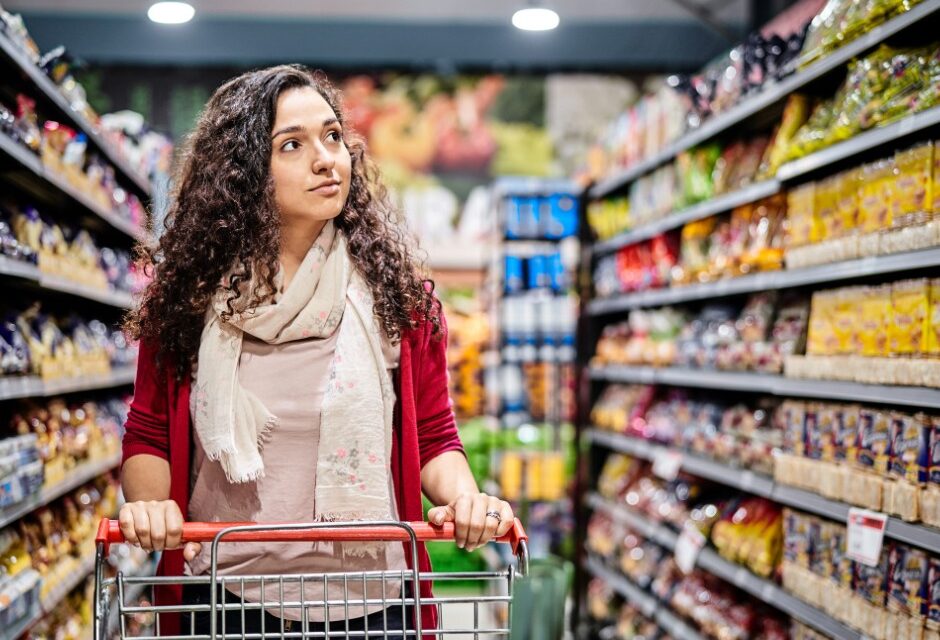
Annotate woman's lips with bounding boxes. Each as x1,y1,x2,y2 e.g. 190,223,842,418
310,183,340,196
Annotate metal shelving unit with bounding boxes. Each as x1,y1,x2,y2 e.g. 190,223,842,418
0,452,122,531
586,494,863,640
593,180,781,255
588,0,940,199
0,365,136,402
586,429,940,552
588,246,940,315
0,132,147,242
0,32,151,197
587,364,940,409
584,556,705,640
0,256,135,309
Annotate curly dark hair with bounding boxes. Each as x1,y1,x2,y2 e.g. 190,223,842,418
125,65,439,378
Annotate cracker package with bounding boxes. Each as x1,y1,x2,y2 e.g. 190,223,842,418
888,544,929,617
859,160,895,233
835,404,862,464
928,557,940,625
889,412,931,484
891,279,931,356
836,168,860,238
804,404,824,460
855,547,890,607
894,143,934,228
788,182,818,248
784,509,811,568
807,290,838,356
781,400,807,456
833,287,862,355
830,523,854,589
861,285,892,358
929,416,940,485
928,279,940,357
816,175,841,241
859,407,892,474
933,140,940,216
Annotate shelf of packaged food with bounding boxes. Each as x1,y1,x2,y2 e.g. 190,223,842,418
0,452,121,531
108,556,160,634
585,493,863,640
0,256,135,309
0,131,147,242
593,180,782,255
587,0,940,199
583,555,705,640
2,552,98,640
0,365,136,403
587,246,940,315
587,364,940,408
585,428,940,552
425,240,490,271
0,32,151,198
778,104,940,182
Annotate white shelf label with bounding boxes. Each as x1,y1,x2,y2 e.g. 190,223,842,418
653,450,683,481
846,508,888,567
675,523,706,574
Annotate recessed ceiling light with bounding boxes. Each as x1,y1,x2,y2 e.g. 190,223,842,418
512,7,560,31
148,2,195,25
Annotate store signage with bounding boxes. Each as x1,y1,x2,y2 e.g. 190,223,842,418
846,508,888,567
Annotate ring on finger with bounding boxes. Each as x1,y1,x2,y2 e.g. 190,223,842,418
485,510,502,523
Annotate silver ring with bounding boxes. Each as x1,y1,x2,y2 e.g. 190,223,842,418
486,510,502,522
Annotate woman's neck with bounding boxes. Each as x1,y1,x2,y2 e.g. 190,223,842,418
279,219,327,292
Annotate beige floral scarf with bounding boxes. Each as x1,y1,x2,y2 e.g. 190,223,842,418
191,220,396,527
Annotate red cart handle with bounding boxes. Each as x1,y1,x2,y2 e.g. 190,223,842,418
97,518,528,555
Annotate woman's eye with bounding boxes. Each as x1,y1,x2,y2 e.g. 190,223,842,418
326,130,342,143
281,140,300,151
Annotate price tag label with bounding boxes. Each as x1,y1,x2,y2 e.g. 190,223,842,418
675,523,706,574
653,450,683,481
846,508,888,567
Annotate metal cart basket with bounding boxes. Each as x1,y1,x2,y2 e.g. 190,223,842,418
94,518,528,640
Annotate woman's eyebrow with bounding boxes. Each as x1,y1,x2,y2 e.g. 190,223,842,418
272,119,339,139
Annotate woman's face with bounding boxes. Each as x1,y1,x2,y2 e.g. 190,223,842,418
270,86,352,228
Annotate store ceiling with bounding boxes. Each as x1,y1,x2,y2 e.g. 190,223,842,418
7,0,761,71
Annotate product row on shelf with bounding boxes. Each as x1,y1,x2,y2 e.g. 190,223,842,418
589,0,937,192
586,447,940,640
591,136,940,301
0,4,169,196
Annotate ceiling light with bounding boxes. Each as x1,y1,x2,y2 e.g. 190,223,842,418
148,2,195,24
512,6,560,31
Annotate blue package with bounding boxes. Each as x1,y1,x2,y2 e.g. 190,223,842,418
526,255,545,290
519,197,540,238
505,196,524,239
547,252,565,292
889,412,930,483
541,193,579,239
504,255,524,295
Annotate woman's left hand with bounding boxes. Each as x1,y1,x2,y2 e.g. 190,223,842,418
427,492,514,551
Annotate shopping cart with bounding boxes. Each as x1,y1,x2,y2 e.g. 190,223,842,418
93,518,529,640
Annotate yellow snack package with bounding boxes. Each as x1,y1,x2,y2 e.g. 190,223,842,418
808,290,838,356
833,287,862,355
816,175,840,241
787,182,817,248
835,168,860,237
894,143,933,227
933,141,940,216
929,279,940,357
891,279,931,356
860,285,891,357
859,160,894,233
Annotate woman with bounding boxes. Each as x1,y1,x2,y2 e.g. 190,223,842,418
120,65,513,636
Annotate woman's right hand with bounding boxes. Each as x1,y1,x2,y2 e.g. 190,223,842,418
117,500,201,560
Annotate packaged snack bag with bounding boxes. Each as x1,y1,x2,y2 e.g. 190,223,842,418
888,544,928,617
859,160,894,233
894,143,933,227
928,557,940,624
890,279,930,356
787,182,818,248
807,290,838,356
860,285,892,358
859,406,892,474
928,278,940,357
889,411,930,483
854,546,890,607
833,287,862,355
836,167,861,237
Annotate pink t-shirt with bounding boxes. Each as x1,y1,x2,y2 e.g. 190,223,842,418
187,331,407,622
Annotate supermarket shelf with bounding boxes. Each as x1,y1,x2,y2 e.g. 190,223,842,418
0,452,122,531
493,176,579,198
0,131,147,242
0,365,137,402
0,256,135,309
587,364,940,408
587,0,940,199
777,104,940,181
0,32,151,197
587,246,940,314
40,552,96,613
593,180,781,255
586,493,863,640
583,556,704,640
425,240,489,271
1,600,40,640
586,429,940,552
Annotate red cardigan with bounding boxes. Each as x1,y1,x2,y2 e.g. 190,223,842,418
122,314,463,635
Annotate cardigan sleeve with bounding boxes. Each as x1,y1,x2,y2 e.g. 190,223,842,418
122,339,172,466
415,310,465,469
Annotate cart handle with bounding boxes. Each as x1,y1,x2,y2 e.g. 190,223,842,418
96,518,528,555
